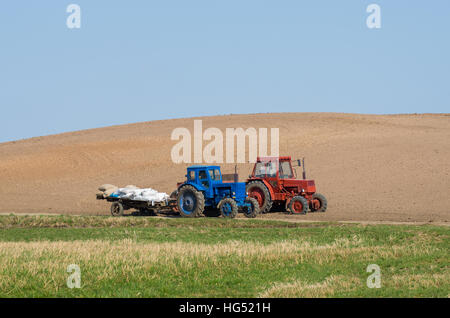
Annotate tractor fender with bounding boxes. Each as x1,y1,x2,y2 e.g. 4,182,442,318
257,179,276,201
177,182,203,192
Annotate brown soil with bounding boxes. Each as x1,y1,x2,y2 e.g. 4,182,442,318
0,113,449,223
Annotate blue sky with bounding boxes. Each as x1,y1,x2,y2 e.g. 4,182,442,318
0,1,449,142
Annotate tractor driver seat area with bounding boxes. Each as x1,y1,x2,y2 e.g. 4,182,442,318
254,161,277,177
279,161,294,179
199,170,209,189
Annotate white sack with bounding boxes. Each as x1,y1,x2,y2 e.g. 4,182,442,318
112,187,169,203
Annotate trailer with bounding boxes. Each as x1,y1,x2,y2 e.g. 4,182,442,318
96,188,178,216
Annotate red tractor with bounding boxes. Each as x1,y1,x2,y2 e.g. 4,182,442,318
246,156,327,214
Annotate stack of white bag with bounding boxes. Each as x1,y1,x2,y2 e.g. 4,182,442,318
112,186,169,204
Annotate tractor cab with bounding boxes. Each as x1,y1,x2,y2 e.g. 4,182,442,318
175,165,260,218
250,156,316,194
185,165,222,193
253,157,294,179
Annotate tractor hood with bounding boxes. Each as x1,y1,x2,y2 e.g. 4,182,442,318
281,179,316,194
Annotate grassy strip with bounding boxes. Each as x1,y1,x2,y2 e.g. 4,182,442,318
0,215,334,229
0,216,448,297
0,223,448,246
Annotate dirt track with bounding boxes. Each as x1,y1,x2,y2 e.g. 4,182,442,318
0,113,449,223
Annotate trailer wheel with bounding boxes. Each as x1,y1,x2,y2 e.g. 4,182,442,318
246,181,273,213
288,196,308,215
243,197,260,218
177,185,205,217
218,198,238,218
111,202,124,217
310,193,328,212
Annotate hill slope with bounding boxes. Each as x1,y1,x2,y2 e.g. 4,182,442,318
0,113,449,222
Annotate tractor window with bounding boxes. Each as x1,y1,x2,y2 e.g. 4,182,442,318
214,169,221,180
209,169,221,181
188,171,196,181
279,161,294,179
199,170,207,180
254,162,266,177
266,161,277,177
254,162,277,177
199,170,209,189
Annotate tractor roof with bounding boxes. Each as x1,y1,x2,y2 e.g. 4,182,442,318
187,165,221,170
256,156,291,162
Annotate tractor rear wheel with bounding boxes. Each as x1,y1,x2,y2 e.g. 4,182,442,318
111,202,124,217
310,193,328,212
218,198,238,218
288,196,308,215
177,185,205,217
246,181,273,213
243,197,260,218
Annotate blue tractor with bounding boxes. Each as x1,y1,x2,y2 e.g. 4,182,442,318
174,165,260,218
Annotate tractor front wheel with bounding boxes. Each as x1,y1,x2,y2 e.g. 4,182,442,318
310,193,328,212
177,185,205,217
218,198,238,218
243,197,260,218
288,196,308,215
246,181,273,213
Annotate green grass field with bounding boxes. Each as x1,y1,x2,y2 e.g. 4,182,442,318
0,215,448,297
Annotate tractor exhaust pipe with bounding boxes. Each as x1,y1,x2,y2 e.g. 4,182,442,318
302,158,306,180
